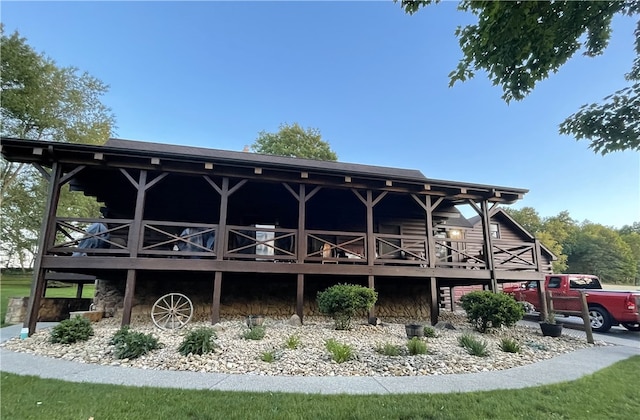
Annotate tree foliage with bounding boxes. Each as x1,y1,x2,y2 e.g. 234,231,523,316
398,1,640,154
251,122,338,161
565,222,637,284
0,27,114,268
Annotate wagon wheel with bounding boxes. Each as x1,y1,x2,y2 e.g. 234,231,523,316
151,293,193,330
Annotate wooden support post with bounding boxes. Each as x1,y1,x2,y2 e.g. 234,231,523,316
76,283,84,299
579,291,595,344
25,162,62,336
368,275,376,321
423,195,439,269
211,271,222,324
296,273,304,323
480,200,497,292
121,170,148,326
121,270,136,326
366,190,375,266
537,279,548,321
449,287,455,312
429,277,439,326
297,184,306,262
214,178,230,261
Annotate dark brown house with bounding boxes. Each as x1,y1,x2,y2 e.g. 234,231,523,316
1,137,550,334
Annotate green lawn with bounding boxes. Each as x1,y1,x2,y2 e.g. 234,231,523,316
1,356,638,419
0,272,95,327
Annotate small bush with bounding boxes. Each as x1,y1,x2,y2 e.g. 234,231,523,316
458,333,489,357
325,339,354,363
260,351,276,362
110,327,160,359
50,316,94,344
285,335,301,349
460,291,525,333
499,337,521,353
178,327,217,356
242,326,266,340
317,283,378,330
423,326,437,338
375,343,401,356
407,337,428,355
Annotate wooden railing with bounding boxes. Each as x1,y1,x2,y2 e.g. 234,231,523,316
491,240,537,270
305,230,367,264
433,238,487,269
140,221,217,258
225,225,297,261
51,218,131,255
48,218,544,272
374,233,427,266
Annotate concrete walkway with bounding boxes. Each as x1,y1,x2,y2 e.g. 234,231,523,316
1,322,638,395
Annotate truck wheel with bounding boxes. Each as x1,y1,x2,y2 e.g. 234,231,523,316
588,306,612,332
621,323,640,332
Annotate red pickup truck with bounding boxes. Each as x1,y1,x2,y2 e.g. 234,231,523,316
504,274,640,332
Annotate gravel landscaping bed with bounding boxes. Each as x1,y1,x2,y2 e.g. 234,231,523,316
2,313,605,377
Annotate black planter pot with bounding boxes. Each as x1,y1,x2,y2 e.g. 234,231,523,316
405,323,424,339
540,322,563,337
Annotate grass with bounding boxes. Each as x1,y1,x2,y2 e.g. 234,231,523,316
325,339,353,363
1,356,638,419
406,337,428,355
1,272,95,327
458,333,489,357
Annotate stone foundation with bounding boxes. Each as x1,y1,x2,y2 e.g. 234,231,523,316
4,297,93,324
93,273,434,322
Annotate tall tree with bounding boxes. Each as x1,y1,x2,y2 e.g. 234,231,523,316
0,27,114,268
619,228,640,285
251,122,338,161
398,1,639,154
505,206,569,273
565,223,637,284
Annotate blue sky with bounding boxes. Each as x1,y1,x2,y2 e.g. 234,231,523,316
2,1,638,228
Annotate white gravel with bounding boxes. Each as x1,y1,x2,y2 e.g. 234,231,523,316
1,314,605,377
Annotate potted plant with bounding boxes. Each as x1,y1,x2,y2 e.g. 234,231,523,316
405,323,424,339
539,311,563,337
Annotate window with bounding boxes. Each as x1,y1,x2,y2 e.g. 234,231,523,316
490,223,500,239
547,277,562,289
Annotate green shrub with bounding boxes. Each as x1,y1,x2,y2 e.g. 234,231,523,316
110,327,160,359
460,291,525,333
499,337,521,353
325,339,354,363
375,342,401,356
109,325,131,346
260,351,276,362
423,326,437,338
458,333,489,357
317,283,377,330
242,326,266,340
285,335,301,349
50,316,94,344
178,327,217,356
406,337,428,355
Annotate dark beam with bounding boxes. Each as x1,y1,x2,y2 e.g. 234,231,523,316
121,270,136,326
296,273,304,324
25,162,62,336
212,271,222,324
429,277,439,326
